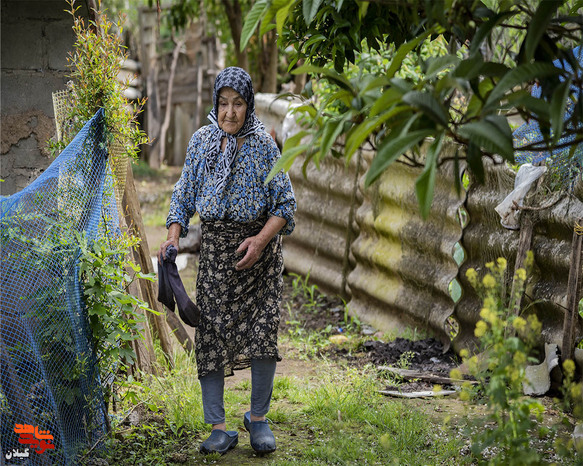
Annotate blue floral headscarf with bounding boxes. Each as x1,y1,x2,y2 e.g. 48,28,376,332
205,67,265,195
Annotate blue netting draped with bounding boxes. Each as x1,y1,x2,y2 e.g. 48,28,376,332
1,109,118,464
513,46,583,190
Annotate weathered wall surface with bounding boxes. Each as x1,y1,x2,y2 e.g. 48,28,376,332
454,162,583,352
256,93,583,350
348,148,464,346
1,0,87,195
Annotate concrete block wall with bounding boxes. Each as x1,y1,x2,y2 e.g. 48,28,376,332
1,0,88,196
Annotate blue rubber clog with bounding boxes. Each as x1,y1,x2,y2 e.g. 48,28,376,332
244,411,276,454
199,429,238,455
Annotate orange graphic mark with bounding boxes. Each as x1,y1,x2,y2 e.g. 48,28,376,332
13,424,55,455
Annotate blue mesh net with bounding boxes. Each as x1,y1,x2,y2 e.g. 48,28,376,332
513,46,583,190
1,109,117,464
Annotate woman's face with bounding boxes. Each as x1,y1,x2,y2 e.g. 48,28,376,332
217,87,247,135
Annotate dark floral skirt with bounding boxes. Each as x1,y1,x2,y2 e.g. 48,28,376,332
195,218,283,378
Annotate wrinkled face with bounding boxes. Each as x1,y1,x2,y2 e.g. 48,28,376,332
217,87,247,135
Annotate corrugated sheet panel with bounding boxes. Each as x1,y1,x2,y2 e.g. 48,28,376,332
453,161,583,352
256,93,582,351
255,94,362,296
347,145,465,345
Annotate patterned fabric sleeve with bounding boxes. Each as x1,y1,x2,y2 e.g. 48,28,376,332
265,139,297,236
166,133,200,238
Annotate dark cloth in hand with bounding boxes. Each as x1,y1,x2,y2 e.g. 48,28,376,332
157,245,200,327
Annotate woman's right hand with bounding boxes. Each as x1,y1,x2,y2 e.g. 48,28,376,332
158,238,179,262
159,223,182,262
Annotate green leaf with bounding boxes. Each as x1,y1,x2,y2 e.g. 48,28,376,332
293,64,354,92
291,103,318,119
505,91,550,120
458,117,514,161
453,54,484,80
484,62,562,111
240,0,268,51
303,34,326,49
386,29,433,79
345,106,408,161
370,88,403,117
550,77,571,145
303,0,324,25
266,143,310,183
521,1,560,64
402,91,449,127
276,2,294,36
424,55,460,80
365,129,433,187
415,132,444,220
453,147,462,196
320,116,347,159
469,11,516,57
466,141,484,184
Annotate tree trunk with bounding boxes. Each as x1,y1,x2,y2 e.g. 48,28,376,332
222,0,248,70
260,29,278,93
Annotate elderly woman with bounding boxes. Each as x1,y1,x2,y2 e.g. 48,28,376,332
159,67,296,456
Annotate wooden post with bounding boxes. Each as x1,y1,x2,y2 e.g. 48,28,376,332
561,220,583,363
509,212,534,317
127,278,155,374
122,162,195,355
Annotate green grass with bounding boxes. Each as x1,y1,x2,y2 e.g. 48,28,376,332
96,345,472,465
91,276,578,465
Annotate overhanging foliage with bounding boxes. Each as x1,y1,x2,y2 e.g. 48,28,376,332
243,0,583,218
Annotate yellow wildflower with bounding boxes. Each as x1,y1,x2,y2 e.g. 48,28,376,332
525,250,534,269
468,355,479,373
513,316,527,331
513,351,527,365
486,261,494,270
515,268,527,281
563,359,576,379
480,306,498,325
527,314,542,334
459,389,470,401
466,268,478,287
496,257,507,271
450,368,463,380
484,297,496,309
474,320,488,338
570,383,582,400
482,273,496,289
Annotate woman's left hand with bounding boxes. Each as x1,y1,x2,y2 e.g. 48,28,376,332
235,216,287,271
235,236,265,270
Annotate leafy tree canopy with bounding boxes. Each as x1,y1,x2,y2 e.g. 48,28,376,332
243,0,583,218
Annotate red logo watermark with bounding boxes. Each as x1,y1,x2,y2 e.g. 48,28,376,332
4,424,55,460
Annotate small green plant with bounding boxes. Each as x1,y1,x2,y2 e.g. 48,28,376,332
452,253,546,465
77,227,157,406
50,0,149,172
290,271,321,311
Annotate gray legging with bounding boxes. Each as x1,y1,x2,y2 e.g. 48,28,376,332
199,358,277,424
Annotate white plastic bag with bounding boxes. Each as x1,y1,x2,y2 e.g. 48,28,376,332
494,163,547,229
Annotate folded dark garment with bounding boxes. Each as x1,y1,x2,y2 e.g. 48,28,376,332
157,245,200,327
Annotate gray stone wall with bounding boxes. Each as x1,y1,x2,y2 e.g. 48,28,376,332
1,0,88,195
